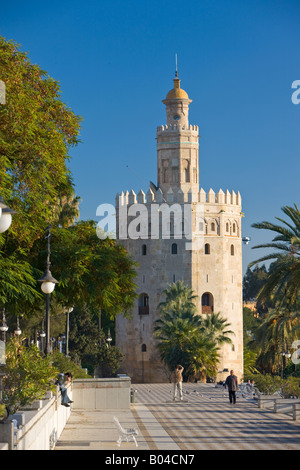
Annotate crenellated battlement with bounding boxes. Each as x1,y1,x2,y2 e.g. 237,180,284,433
157,124,199,134
116,186,241,208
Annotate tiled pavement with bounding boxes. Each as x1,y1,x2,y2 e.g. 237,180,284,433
55,382,300,450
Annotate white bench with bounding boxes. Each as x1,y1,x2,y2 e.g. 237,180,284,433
113,416,138,447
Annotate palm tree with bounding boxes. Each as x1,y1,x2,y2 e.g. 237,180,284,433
154,316,201,369
250,204,300,303
200,312,234,346
253,300,300,374
154,282,221,381
243,348,259,376
158,281,198,319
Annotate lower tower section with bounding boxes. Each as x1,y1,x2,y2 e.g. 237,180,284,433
115,187,243,383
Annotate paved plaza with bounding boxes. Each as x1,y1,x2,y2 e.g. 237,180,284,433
55,382,300,451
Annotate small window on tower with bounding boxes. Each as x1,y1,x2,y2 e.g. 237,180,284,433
142,244,147,255
171,243,178,254
205,243,210,255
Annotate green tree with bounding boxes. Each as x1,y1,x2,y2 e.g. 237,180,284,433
252,300,300,375
154,282,221,382
2,337,58,414
200,312,234,346
32,221,138,317
243,348,259,377
158,281,198,318
0,35,81,313
94,330,124,378
0,36,82,249
250,204,300,304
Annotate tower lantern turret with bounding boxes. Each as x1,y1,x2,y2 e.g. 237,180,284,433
157,74,199,195
162,73,192,128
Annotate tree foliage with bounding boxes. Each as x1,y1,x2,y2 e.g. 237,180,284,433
0,37,137,331
30,221,137,317
250,204,300,304
2,337,58,414
154,282,233,381
0,36,82,250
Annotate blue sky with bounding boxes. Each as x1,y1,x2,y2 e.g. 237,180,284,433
1,0,299,274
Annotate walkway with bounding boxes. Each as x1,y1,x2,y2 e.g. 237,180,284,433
55,383,300,450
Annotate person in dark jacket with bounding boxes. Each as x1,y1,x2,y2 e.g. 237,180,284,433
225,370,239,404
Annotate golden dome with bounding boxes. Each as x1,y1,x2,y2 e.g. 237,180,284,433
165,77,189,100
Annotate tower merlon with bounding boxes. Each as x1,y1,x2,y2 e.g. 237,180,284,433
198,188,242,207
116,186,241,207
157,124,199,134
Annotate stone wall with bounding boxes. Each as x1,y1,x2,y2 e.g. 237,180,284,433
72,376,131,410
0,385,71,450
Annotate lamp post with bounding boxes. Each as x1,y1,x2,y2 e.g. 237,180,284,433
0,309,8,343
65,307,73,357
106,328,112,347
14,315,22,336
280,350,291,379
39,321,46,352
38,225,58,354
0,311,7,406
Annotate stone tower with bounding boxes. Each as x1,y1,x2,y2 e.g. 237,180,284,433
115,73,243,383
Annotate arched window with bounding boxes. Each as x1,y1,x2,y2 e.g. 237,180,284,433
233,223,236,233
201,292,214,314
211,222,215,232
231,244,234,256
138,293,149,315
204,243,210,255
171,243,177,254
226,222,229,232
141,344,147,353
142,244,147,255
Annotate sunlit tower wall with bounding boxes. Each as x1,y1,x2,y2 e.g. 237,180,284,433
115,73,243,383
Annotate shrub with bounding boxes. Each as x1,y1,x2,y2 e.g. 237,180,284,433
281,376,300,398
51,351,91,379
2,338,58,415
247,374,284,394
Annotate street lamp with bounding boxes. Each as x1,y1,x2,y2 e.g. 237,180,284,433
106,328,112,347
280,350,291,378
38,225,58,354
65,307,73,357
14,315,22,336
0,309,8,343
0,196,16,233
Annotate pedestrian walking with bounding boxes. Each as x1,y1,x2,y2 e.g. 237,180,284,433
225,370,238,404
172,364,184,401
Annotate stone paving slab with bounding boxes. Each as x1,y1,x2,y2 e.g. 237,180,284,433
55,383,300,451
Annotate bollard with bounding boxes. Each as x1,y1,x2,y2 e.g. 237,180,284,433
130,389,136,404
